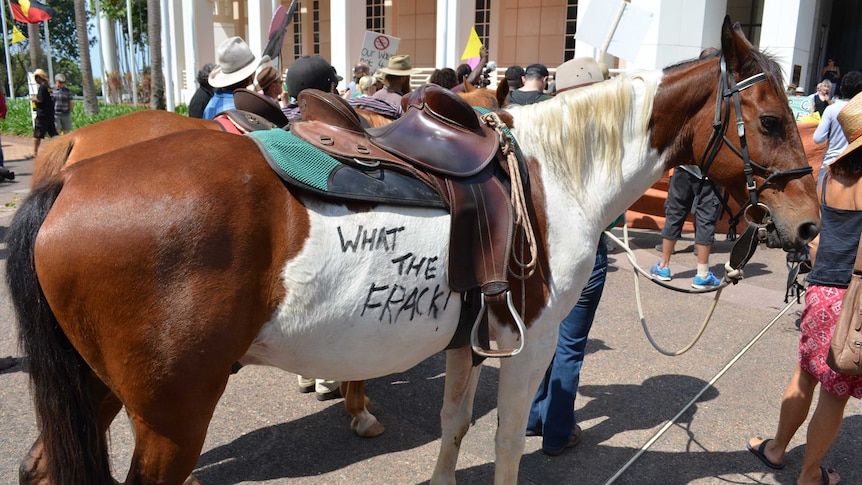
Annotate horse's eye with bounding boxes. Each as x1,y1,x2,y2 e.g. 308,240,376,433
760,116,780,132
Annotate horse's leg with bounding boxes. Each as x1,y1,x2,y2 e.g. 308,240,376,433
342,380,385,438
492,323,558,484
430,346,482,485
19,371,123,485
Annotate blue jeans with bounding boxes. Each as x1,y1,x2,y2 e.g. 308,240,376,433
527,235,608,450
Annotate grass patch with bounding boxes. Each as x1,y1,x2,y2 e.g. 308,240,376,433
1,99,189,137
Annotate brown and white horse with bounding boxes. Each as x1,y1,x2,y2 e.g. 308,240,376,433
7,18,819,484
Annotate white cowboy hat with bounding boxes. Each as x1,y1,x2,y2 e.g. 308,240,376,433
376,55,422,76
209,37,260,88
554,57,605,93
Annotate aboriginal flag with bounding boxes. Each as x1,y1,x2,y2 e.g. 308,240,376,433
10,0,56,24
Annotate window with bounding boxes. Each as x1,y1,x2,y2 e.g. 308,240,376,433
474,0,491,48
563,0,578,61
366,0,385,33
292,1,303,57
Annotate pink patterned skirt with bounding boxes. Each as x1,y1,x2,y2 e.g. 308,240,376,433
799,285,862,399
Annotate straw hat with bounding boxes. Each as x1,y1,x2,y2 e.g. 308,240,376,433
209,37,260,88
376,55,422,76
834,92,862,164
554,57,604,93
33,69,48,81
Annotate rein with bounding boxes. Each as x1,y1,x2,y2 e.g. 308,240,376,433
619,55,809,355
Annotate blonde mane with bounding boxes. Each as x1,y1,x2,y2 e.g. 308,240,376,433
509,73,657,187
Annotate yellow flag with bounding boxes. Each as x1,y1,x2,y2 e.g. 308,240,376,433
460,27,483,61
11,26,26,44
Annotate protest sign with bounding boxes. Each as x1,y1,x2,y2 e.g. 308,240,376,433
358,32,401,71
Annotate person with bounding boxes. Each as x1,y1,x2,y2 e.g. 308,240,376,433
52,73,73,134
526,57,611,456
203,36,260,119
31,68,58,156
810,79,833,117
356,75,377,97
345,75,402,120
372,54,422,106
505,63,552,106
821,58,841,94
813,70,862,184
451,46,489,92
746,91,862,485
650,165,723,288
188,63,216,118
504,65,525,90
255,65,282,102
343,61,370,99
428,67,459,89
282,54,341,121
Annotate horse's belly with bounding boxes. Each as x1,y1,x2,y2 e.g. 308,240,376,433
243,200,460,380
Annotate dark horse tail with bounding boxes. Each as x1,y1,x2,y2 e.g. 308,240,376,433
6,177,113,484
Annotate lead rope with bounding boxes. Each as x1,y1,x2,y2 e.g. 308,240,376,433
482,112,538,280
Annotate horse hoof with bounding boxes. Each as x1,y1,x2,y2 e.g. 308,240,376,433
352,418,385,438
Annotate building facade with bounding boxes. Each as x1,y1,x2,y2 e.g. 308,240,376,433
163,0,859,108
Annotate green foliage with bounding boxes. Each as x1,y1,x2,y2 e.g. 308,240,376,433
1,98,149,136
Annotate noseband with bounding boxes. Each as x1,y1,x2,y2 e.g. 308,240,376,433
697,55,812,243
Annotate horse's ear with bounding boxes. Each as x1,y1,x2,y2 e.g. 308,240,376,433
463,78,475,92
496,78,510,107
721,15,755,72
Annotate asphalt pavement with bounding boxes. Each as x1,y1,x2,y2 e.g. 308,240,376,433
0,134,859,484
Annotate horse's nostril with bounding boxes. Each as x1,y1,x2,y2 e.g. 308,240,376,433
798,221,820,244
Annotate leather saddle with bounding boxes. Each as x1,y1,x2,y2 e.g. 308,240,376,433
289,86,531,358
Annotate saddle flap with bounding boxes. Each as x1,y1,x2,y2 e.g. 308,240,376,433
218,110,278,133
290,119,405,167
233,89,289,127
298,89,365,134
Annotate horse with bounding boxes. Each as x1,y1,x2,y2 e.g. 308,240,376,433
6,18,820,484
25,86,501,441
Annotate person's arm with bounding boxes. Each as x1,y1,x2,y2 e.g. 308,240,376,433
465,46,489,86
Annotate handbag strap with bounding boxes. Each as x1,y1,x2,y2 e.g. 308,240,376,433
855,233,862,273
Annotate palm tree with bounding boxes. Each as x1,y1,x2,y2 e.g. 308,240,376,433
74,0,99,114
27,23,42,68
147,0,164,109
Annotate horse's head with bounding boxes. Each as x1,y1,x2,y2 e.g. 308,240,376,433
654,16,820,251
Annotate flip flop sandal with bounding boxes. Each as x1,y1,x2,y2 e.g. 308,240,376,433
746,438,785,470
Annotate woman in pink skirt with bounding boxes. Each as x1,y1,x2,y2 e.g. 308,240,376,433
747,89,862,485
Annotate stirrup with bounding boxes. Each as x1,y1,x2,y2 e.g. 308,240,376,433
469,291,527,358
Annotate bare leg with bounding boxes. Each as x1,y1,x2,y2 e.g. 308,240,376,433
797,386,849,485
659,238,676,268
748,366,817,467
695,243,711,265
33,138,40,156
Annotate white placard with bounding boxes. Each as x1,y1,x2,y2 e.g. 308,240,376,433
607,3,654,61
574,0,625,52
358,32,401,72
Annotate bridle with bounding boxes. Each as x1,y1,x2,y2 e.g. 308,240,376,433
697,55,812,250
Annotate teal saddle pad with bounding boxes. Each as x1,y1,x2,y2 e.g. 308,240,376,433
247,129,444,208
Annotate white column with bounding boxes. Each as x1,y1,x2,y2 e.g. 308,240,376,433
435,0,474,69
99,8,118,74
760,0,817,90
330,0,367,92
247,1,273,57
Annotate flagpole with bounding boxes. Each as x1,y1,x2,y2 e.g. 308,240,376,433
125,0,136,106
43,19,53,83
2,0,13,98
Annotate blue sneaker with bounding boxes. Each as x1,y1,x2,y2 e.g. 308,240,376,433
692,271,721,289
650,262,671,281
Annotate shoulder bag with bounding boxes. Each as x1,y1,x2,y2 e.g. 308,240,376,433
827,233,862,375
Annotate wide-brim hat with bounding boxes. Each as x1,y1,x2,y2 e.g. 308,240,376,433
285,55,339,97
33,68,48,81
554,57,604,93
209,37,260,88
255,66,279,91
377,55,422,76
835,92,862,164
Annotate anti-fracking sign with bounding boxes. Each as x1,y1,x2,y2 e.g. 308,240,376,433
358,32,401,71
